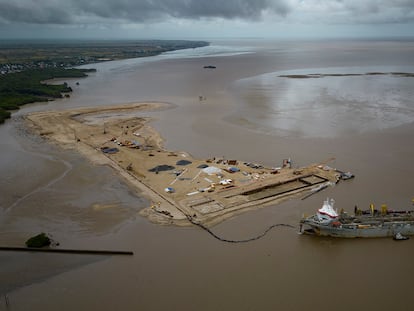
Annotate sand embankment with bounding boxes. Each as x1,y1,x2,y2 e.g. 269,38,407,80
26,102,343,227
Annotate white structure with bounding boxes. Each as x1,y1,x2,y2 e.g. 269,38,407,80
316,198,338,223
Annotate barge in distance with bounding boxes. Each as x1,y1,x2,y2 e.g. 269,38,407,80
300,198,414,239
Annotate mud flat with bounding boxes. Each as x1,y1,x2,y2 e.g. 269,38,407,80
26,103,348,227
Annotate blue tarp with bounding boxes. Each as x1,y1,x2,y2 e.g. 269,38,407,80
101,147,119,154
228,167,240,173
176,160,192,166
149,165,175,172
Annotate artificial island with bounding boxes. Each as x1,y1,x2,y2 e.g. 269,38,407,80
26,102,352,227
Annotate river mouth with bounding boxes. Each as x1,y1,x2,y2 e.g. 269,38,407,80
2,39,414,310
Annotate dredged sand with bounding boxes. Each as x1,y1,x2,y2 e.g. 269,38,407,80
26,102,343,227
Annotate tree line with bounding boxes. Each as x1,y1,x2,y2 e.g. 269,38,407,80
0,68,95,123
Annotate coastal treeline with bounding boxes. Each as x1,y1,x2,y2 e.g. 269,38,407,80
0,39,209,124
0,40,209,73
0,68,94,123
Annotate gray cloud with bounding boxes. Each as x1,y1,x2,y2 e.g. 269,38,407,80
0,1,72,24
0,0,413,27
0,0,291,24
341,0,414,22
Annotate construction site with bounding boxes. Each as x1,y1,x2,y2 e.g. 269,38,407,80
26,103,352,227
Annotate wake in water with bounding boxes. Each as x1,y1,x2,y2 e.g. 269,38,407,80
4,152,73,213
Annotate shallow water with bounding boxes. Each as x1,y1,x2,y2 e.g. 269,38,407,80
1,39,414,310
231,67,414,138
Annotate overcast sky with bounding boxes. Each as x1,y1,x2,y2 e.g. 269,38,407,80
0,0,413,40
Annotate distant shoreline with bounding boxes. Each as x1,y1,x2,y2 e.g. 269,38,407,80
0,39,210,71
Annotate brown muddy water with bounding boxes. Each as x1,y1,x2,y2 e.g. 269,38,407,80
1,39,414,311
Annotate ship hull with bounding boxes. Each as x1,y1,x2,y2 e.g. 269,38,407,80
301,220,414,238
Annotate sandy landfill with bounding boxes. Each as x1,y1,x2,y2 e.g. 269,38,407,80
26,102,349,227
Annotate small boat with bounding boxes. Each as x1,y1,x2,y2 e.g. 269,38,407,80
300,198,414,238
340,171,354,180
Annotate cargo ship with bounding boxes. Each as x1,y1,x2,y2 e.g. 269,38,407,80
300,198,414,239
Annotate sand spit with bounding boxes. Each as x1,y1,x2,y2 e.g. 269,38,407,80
278,72,414,79
26,103,345,227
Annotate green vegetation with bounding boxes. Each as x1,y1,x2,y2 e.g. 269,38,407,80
0,67,94,123
25,232,51,248
0,40,209,68
0,39,209,124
